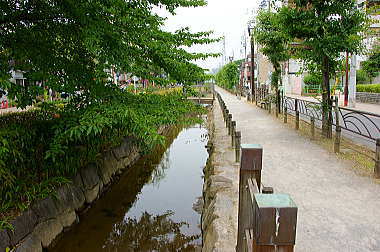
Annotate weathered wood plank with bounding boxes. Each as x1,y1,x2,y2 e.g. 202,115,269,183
245,229,253,252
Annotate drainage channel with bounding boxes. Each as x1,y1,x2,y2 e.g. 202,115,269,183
49,124,209,251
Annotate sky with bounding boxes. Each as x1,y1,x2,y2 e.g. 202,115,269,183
157,0,260,72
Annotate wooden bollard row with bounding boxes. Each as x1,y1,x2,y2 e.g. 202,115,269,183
215,91,241,163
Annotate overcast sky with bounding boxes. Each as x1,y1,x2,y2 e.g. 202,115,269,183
158,0,260,72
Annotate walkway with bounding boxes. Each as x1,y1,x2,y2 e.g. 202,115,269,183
216,86,380,252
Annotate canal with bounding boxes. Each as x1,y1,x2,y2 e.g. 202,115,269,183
50,124,209,251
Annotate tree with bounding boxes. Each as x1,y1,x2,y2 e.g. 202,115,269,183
215,60,242,90
361,40,380,83
104,211,200,251
254,10,290,113
279,0,368,137
0,0,218,107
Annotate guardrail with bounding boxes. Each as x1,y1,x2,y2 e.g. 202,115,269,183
215,91,298,252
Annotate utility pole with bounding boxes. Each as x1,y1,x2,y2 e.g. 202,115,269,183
344,51,349,106
248,24,255,101
250,38,255,101
222,36,226,66
349,54,357,108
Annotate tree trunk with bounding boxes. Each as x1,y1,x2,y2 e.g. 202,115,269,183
279,70,283,114
273,66,280,115
321,55,332,138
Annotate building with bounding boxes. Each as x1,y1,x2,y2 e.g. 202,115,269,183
239,54,257,94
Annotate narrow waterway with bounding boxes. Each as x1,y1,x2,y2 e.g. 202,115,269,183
50,124,209,251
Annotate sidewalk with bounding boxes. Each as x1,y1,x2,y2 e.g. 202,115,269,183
287,93,380,115
216,86,380,252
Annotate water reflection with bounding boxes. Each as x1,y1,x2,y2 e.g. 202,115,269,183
103,211,200,251
50,125,208,252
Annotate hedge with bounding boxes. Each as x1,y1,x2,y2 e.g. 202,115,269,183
356,84,380,93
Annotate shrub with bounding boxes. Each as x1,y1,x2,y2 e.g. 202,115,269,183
0,91,205,219
356,84,380,93
356,69,370,84
303,73,322,86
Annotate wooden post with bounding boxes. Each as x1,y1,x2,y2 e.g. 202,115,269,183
253,194,298,252
231,121,236,147
228,115,233,135
334,126,341,153
227,114,232,129
275,102,279,118
237,144,263,252
240,144,263,191
224,109,229,122
262,187,274,194
295,99,299,130
284,107,288,124
311,117,315,140
268,102,271,114
235,131,241,163
375,139,380,178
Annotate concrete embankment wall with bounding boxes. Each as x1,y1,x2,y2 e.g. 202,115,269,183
201,101,239,251
356,92,380,104
0,126,169,252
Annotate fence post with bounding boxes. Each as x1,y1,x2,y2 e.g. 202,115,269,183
237,144,263,252
311,117,315,140
333,97,341,153
235,131,241,163
334,126,341,153
294,99,299,130
224,109,229,122
268,102,271,114
275,101,279,118
227,114,232,130
231,121,236,147
284,107,288,124
375,139,380,178
228,115,233,135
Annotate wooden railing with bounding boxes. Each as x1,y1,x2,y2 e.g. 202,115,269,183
237,145,298,252
215,91,298,252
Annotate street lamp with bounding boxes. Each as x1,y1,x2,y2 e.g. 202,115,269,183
248,22,255,101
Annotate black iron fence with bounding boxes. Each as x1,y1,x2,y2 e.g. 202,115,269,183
283,96,380,143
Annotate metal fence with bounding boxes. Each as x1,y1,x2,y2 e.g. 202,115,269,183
283,96,380,143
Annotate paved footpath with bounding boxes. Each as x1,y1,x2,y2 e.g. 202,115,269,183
216,86,380,252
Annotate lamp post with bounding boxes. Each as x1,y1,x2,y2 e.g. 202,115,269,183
248,24,255,101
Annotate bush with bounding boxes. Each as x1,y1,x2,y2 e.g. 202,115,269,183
356,69,370,84
0,91,205,219
356,84,380,93
303,73,322,86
